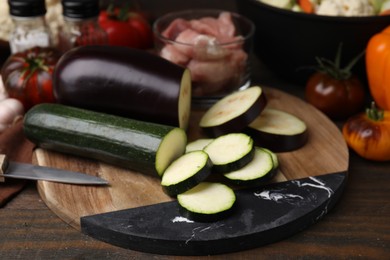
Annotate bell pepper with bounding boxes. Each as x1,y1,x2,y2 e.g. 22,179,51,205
366,26,390,110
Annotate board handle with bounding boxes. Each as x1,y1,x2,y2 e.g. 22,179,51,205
0,154,9,182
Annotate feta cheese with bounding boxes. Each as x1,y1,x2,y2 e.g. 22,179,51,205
316,0,375,16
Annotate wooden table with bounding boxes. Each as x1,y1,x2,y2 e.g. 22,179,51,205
0,1,389,259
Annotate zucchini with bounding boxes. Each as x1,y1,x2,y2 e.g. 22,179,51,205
261,147,279,169
199,86,267,137
223,147,277,186
245,108,308,152
185,138,214,153
53,46,192,129
203,133,255,173
23,104,187,177
177,182,236,222
161,151,212,196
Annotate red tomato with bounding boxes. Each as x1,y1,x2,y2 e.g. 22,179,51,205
305,72,365,119
1,47,60,110
305,45,366,120
98,7,153,49
127,13,153,49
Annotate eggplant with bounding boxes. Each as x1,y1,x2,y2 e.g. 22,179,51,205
199,86,267,137
53,46,192,129
245,108,309,152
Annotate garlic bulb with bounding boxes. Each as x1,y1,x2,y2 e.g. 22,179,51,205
0,98,24,133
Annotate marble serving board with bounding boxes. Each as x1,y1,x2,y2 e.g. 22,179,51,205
34,87,349,255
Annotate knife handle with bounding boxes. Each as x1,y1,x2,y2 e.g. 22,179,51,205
0,154,9,182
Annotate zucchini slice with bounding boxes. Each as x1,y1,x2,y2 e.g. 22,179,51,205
199,86,267,137
161,151,212,196
203,133,255,173
185,138,214,153
245,108,308,152
261,147,279,169
224,147,277,186
23,104,187,177
177,182,236,222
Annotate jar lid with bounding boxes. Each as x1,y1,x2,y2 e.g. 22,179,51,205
62,0,100,19
8,0,46,17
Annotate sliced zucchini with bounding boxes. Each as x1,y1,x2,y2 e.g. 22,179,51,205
203,133,254,173
245,108,308,152
260,147,279,169
161,151,212,196
177,182,236,222
199,86,267,137
185,138,214,153
224,147,277,186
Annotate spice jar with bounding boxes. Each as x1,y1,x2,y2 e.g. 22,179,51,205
8,0,53,54
58,0,108,53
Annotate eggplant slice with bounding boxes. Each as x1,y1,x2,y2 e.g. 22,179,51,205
245,108,308,152
199,86,267,137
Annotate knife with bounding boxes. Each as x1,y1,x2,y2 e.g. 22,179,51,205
0,154,108,185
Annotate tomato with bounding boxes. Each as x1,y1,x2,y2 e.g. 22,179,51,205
1,47,60,110
305,45,365,120
343,103,390,161
98,5,153,49
127,13,153,49
305,72,365,119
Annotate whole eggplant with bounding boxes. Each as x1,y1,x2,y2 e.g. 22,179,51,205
53,46,191,129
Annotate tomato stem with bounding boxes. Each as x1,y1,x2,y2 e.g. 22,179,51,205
106,1,138,21
315,43,365,80
366,102,384,121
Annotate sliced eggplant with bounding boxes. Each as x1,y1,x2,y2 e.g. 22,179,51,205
53,46,192,129
245,108,308,152
199,86,267,137
177,182,236,222
224,147,277,187
185,138,214,153
161,151,212,196
203,133,254,174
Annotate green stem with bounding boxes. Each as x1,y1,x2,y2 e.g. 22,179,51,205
366,102,384,121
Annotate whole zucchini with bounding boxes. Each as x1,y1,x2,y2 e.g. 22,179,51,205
53,46,192,129
23,103,187,177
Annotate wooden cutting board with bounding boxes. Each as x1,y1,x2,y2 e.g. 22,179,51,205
34,87,349,255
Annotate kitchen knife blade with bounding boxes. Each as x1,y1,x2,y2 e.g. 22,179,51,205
0,154,108,185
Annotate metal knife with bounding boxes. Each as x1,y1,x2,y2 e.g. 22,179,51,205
0,154,108,185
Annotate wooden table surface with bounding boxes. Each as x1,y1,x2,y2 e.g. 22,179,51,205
1,1,389,259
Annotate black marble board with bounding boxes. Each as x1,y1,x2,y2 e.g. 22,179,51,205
81,172,347,255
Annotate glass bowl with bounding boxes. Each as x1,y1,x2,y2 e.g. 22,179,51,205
153,9,255,106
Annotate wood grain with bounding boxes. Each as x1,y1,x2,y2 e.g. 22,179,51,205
34,87,348,230
0,119,34,206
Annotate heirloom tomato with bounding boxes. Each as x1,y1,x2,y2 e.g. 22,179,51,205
305,45,365,120
343,103,390,161
1,47,60,110
98,4,153,49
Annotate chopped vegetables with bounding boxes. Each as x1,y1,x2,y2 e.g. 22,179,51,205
258,0,387,16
